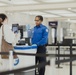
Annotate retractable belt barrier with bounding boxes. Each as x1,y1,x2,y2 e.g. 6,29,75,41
0,50,76,75
0,52,51,75
0,52,76,57
0,60,50,75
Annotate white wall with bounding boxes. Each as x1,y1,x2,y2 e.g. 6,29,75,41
1,13,49,44
70,23,76,30
6,13,48,28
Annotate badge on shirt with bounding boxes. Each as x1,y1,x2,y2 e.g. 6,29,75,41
32,30,34,33
46,29,48,32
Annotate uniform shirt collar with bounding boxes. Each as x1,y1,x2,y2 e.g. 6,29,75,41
35,24,42,28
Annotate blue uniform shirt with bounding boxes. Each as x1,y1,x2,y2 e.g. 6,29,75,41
31,24,48,46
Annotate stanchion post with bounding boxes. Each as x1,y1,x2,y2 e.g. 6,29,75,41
70,44,72,75
57,45,63,68
9,50,14,75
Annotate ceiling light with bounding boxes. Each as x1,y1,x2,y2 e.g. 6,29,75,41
45,10,73,14
12,0,38,5
42,14,59,18
41,0,74,3
67,19,71,21
71,9,76,12
68,8,72,10
69,20,76,23
60,13,76,16
22,11,46,15
0,3,7,6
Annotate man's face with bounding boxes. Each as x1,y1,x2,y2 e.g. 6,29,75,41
35,17,42,26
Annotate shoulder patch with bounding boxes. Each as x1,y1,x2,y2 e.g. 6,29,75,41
46,29,48,32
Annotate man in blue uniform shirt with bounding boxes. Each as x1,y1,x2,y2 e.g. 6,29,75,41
31,15,48,75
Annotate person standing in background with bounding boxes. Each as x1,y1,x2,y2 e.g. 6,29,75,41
31,15,48,75
0,14,19,68
0,13,7,49
0,14,7,65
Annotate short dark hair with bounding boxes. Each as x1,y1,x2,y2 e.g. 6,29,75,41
0,13,7,28
0,13,7,22
36,15,43,21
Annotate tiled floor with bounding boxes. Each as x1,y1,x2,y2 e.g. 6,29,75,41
46,46,76,75
0,46,76,75
45,59,76,75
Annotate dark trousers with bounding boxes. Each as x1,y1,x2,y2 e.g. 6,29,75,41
35,46,46,75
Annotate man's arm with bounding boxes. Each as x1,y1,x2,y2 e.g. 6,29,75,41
37,28,48,46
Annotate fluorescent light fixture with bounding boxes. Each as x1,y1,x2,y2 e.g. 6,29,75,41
67,19,71,21
22,11,59,17
72,9,76,12
22,11,46,15
60,13,76,16
0,3,7,6
45,10,73,14
42,14,60,18
68,8,72,10
69,20,76,23
41,0,74,3
12,0,38,5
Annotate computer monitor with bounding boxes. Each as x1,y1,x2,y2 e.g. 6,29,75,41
63,39,72,45
12,24,19,33
18,26,24,39
49,21,58,28
25,38,31,46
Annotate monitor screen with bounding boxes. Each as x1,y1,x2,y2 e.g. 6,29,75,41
49,21,58,28
12,24,19,33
